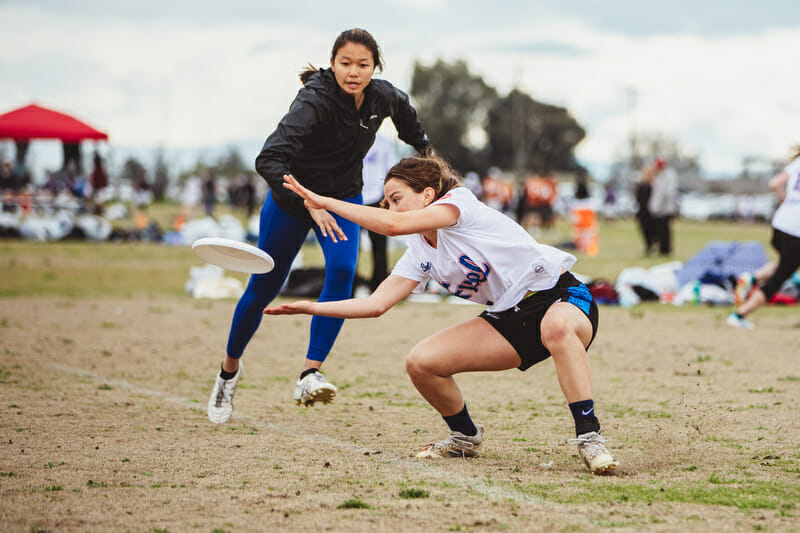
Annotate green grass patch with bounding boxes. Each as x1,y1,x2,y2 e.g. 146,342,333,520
399,488,430,499
337,498,372,509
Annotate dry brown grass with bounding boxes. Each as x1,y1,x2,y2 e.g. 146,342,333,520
2,291,799,532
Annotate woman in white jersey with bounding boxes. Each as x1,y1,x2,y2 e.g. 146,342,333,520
263,155,618,475
728,146,800,329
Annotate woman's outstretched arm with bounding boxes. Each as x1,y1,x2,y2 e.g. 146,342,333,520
264,275,420,319
282,174,458,237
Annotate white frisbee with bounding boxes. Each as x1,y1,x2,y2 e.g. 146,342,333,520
192,237,275,274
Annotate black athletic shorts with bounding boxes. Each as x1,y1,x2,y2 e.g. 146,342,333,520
478,271,599,371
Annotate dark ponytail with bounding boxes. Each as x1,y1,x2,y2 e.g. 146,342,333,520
299,28,383,85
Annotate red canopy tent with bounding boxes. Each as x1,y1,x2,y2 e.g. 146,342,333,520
0,103,109,177
0,103,108,142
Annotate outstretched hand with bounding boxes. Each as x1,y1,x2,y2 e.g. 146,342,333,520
283,174,347,242
283,174,325,210
263,300,315,316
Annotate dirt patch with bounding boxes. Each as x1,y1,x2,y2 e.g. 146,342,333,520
1,296,799,531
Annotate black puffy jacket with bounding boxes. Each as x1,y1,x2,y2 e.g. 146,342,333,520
255,68,429,216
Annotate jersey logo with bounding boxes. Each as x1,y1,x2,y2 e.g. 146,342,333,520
440,254,490,300
420,261,432,273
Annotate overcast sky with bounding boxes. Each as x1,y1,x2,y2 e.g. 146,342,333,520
1,0,799,179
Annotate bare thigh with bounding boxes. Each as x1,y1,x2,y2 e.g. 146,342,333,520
408,317,522,375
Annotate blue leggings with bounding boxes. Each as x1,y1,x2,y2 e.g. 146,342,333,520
226,191,362,362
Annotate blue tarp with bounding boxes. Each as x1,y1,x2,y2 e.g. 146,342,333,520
675,241,768,287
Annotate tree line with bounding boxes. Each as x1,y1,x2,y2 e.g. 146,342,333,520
410,59,585,177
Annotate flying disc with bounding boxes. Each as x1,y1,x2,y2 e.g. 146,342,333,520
192,237,275,274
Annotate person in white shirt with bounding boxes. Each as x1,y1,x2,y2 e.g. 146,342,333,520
360,135,397,291
729,146,800,329
648,157,679,255
263,155,619,475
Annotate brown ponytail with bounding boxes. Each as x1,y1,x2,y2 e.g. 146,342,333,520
380,154,462,208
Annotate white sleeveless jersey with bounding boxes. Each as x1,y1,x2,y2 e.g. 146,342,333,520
772,156,800,238
391,187,577,312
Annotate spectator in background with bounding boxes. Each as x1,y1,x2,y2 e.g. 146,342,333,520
90,152,107,201
202,173,216,217
360,135,397,292
601,182,617,219
0,161,13,191
241,177,256,218
634,166,656,255
648,157,679,256
518,172,557,231
481,168,514,215
574,170,590,200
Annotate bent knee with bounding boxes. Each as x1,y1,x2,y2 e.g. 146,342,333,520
405,348,439,378
324,261,358,286
540,314,574,350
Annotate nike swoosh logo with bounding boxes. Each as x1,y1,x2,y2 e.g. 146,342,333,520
582,408,594,416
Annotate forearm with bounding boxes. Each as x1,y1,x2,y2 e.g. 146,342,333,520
318,196,402,236
307,275,418,319
305,296,387,319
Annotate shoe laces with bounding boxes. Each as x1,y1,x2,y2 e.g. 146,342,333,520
301,371,327,388
568,432,610,456
214,377,236,407
426,432,479,455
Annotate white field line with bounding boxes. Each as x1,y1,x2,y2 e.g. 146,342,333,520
51,363,545,506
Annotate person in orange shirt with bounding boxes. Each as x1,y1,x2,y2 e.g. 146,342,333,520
519,173,557,230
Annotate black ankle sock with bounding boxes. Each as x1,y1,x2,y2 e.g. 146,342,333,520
733,312,744,319
443,404,478,437
300,368,319,380
569,399,601,437
219,364,238,380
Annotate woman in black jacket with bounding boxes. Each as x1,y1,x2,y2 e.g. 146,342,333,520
208,28,430,423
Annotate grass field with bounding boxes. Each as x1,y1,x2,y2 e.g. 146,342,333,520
2,213,799,532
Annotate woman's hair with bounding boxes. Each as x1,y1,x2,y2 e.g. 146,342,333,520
300,28,384,85
790,144,800,161
380,153,462,208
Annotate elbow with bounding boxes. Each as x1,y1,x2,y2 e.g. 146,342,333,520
368,305,388,318
384,215,407,237
254,155,269,178
383,223,402,237
364,301,391,318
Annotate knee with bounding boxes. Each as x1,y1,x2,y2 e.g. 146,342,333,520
405,348,436,380
325,257,358,286
540,315,573,353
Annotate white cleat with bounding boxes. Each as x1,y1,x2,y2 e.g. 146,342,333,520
293,370,337,406
207,363,242,424
569,431,619,475
416,425,484,459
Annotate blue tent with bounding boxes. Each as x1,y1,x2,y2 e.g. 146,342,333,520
675,241,768,287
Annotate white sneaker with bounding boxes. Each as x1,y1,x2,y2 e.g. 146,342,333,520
416,425,484,459
207,363,242,424
727,312,754,330
293,370,337,406
568,431,619,475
